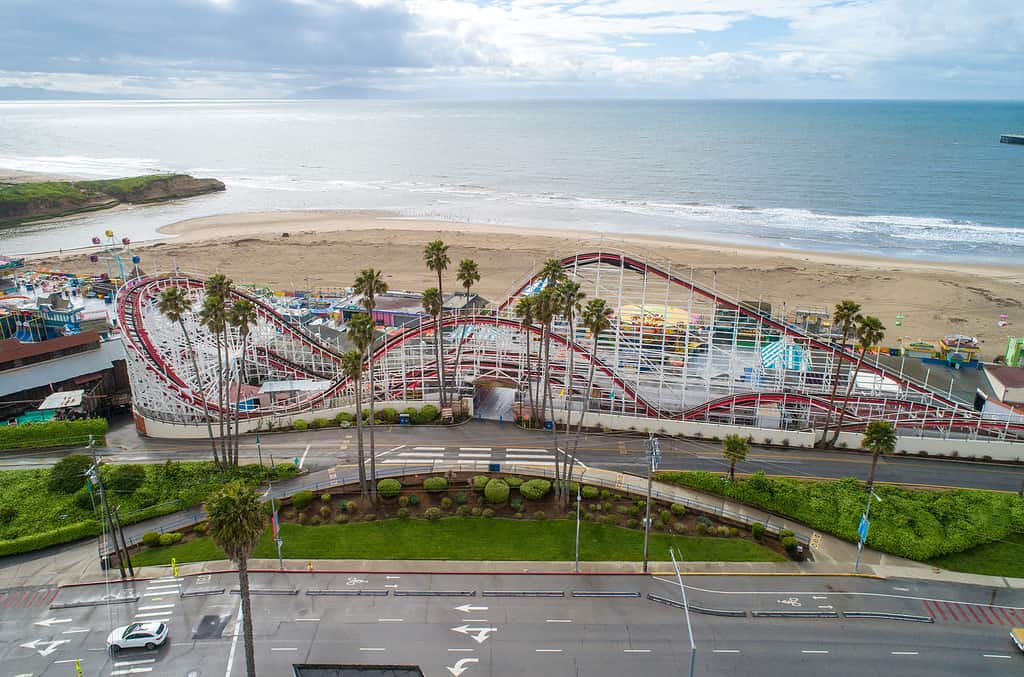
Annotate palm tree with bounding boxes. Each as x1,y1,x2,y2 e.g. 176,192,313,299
347,313,375,501
205,274,234,454
513,296,539,425
340,349,369,499
423,241,450,406
531,286,561,493
555,279,585,496
861,420,896,493
228,298,256,466
451,258,481,409
206,481,265,677
421,287,445,409
158,286,219,465
199,288,230,463
566,298,612,498
818,299,862,447
829,315,886,447
353,269,388,492
722,434,750,481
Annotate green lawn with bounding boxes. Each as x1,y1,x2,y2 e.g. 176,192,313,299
928,533,1024,578
131,517,785,567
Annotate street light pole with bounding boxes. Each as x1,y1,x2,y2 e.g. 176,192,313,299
670,547,697,677
574,483,582,573
642,434,660,573
853,490,882,573
268,480,284,570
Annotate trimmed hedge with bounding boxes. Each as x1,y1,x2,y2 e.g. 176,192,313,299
520,479,552,501
504,476,524,489
581,485,599,499
0,418,108,451
484,479,510,504
423,477,448,493
658,470,1024,561
377,479,402,498
291,490,314,510
0,521,100,558
471,475,490,491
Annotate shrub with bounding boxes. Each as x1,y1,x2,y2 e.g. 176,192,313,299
49,455,94,494
581,485,599,499
471,475,489,491
603,502,614,512
729,527,740,537
456,505,471,517
291,490,314,510
471,507,482,517
378,407,399,424
334,411,354,424
779,529,795,539
672,522,688,535
193,522,208,534
293,419,308,430
520,479,551,501
660,510,672,525
312,417,330,429
484,479,510,504
600,515,617,526
505,476,524,489
310,515,323,526
781,536,800,554
403,407,418,421
344,500,358,513
441,497,453,510
73,488,95,512
296,512,308,524
626,518,640,529
103,464,147,494
0,418,107,451
533,511,546,521
334,514,349,524
319,506,331,519
670,503,687,516
600,489,611,500
158,532,183,546
482,508,496,518
407,493,420,506
751,522,767,541
423,477,448,493
510,498,524,512
696,515,713,529
628,505,640,516
142,531,161,547
635,499,646,510
398,496,410,508
362,514,376,522
424,507,442,521
134,486,160,508
695,522,708,535
377,479,402,498
454,492,468,505
416,404,440,424
320,493,332,503
715,526,731,537
397,507,410,519
616,505,631,515
590,502,603,512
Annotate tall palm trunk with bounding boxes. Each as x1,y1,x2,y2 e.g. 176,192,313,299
819,328,851,446
214,331,227,462
182,321,219,466
543,327,562,496
232,332,248,466
237,555,256,677
522,327,536,425
866,451,882,494
367,345,378,502
561,315,577,502
451,308,466,414
354,373,368,499
435,316,446,409
566,344,598,506
829,348,868,447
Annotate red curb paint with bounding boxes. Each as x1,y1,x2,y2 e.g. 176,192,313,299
943,602,960,622
964,604,984,624
926,600,946,621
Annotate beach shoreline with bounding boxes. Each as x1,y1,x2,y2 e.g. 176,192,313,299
22,209,1024,352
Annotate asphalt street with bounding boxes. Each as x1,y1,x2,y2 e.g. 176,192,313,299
4,419,1024,492
2,573,1021,676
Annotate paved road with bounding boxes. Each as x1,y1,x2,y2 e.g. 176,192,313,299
5,419,1024,492
2,572,1021,676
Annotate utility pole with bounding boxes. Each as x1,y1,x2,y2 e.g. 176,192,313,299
854,490,882,573
268,481,284,570
574,482,582,574
89,435,127,579
642,433,660,573
112,506,135,578
670,547,697,677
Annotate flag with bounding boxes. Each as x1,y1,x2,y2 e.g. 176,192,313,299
271,510,279,538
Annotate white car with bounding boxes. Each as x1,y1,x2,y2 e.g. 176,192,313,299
106,622,168,653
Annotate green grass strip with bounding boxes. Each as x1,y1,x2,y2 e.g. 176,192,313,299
928,533,1024,578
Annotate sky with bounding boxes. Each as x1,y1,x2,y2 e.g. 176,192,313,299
0,0,1022,99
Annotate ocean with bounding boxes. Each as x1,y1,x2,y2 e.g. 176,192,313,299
1,99,1022,263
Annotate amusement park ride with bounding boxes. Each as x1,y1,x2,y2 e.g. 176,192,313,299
117,251,1024,442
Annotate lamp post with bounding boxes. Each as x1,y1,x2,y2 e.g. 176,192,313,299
642,434,660,573
574,482,582,573
853,489,882,573
267,481,284,570
670,547,696,677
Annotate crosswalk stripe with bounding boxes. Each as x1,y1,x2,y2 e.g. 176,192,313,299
506,448,546,452
457,453,492,458
459,447,492,452
505,453,553,459
413,446,445,451
113,659,156,667
397,451,445,457
111,668,153,675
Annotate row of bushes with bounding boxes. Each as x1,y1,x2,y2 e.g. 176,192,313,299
657,470,1024,561
291,405,441,431
0,418,108,451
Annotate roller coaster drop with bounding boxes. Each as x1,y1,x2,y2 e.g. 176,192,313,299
118,252,1024,441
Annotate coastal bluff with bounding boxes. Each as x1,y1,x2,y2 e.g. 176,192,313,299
0,174,226,225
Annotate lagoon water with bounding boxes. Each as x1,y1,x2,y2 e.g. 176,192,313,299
1,99,1022,262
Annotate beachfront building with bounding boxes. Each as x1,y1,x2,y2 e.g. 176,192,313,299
116,252,1024,456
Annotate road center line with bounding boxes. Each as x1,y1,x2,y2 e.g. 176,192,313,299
624,649,652,653
295,618,320,622
891,652,919,655
712,650,740,653
801,650,829,654
378,618,404,622
545,619,572,623
536,649,563,653
448,648,475,652
299,444,310,469
270,648,298,652
360,647,387,652
983,654,1011,659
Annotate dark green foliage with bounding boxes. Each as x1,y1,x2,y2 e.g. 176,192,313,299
377,479,402,498
781,536,799,553
134,486,160,508
626,518,639,529
658,470,1024,561
441,497,453,510
142,531,161,547
670,503,687,516
533,511,546,520
454,492,468,505
424,477,448,493
311,417,330,429
510,498,523,512
752,522,766,541
334,411,355,424
158,532,184,546
600,489,611,500
0,418,108,451
73,488,95,513
660,510,672,525
292,419,308,430
484,479,510,504
378,407,399,424
581,485,599,499
102,464,146,495
408,493,420,506
520,479,552,501
416,405,439,424
291,490,314,510
49,455,93,494
471,475,490,491
320,493,331,502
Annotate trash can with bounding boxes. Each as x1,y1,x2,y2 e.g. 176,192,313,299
399,413,410,425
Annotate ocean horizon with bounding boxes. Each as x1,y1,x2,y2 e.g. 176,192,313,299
1,99,1022,264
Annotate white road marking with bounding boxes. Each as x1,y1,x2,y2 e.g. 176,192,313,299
893,587,910,592
891,652,919,655
378,618,404,622
398,451,445,458
506,448,546,453
983,654,1011,659
224,600,242,677
817,605,834,610
135,611,173,618
457,453,492,458
464,619,489,622
386,576,401,579
505,453,552,459
801,650,829,654
536,649,563,653
454,604,486,612
113,659,156,667
299,444,311,469
142,592,172,597
385,584,399,588
460,447,492,452
54,659,79,664
137,604,175,611
360,647,387,652
447,648,475,652
545,619,572,623
811,596,828,600
295,618,320,622
624,649,652,653
111,668,152,675
134,617,169,624
414,446,446,451
712,650,740,653
144,584,180,591
271,648,298,652
375,444,406,458
62,628,90,634
507,461,555,466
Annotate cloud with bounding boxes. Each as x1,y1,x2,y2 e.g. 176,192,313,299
0,0,1021,98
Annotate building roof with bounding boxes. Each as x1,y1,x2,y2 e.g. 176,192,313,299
0,331,101,366
0,338,125,397
259,379,330,394
986,365,1024,389
38,389,85,410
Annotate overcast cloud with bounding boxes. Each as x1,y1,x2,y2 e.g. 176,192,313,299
1,0,1021,98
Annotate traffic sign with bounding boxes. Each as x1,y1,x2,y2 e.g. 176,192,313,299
857,515,869,542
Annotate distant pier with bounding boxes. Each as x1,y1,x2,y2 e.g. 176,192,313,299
1001,134,1024,145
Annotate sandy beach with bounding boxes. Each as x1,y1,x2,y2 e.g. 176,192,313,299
26,209,1024,355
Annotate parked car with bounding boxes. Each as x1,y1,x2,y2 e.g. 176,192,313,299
107,622,168,653
1012,628,1024,653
